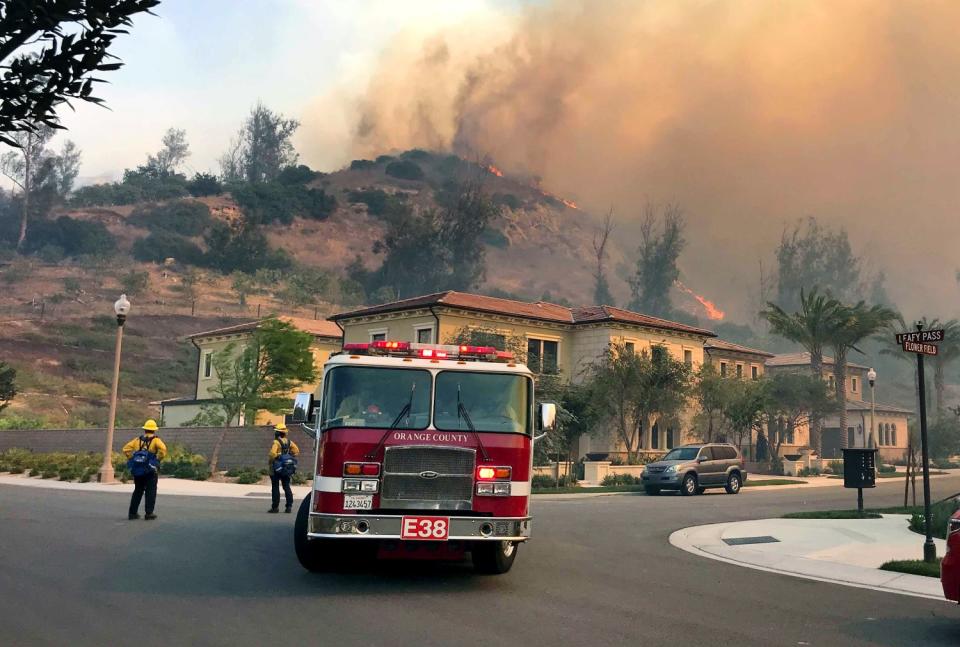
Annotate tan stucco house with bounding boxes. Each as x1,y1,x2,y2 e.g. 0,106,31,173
159,316,342,427
329,290,725,458
765,352,912,462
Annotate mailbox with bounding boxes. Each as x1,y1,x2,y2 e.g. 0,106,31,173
842,448,877,489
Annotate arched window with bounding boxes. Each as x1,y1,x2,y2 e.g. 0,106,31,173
884,423,891,446
891,423,897,447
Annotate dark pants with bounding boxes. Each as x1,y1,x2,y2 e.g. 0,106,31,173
271,473,293,510
129,472,158,515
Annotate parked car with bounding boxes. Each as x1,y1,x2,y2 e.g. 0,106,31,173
941,507,960,602
641,443,747,496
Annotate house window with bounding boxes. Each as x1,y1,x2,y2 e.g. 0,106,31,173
624,341,635,354
683,349,693,367
651,345,667,363
666,427,675,449
720,362,728,377
751,365,759,380
527,338,559,374
369,329,387,342
736,364,743,378
891,423,897,446
785,420,795,445
828,374,835,389
203,352,212,379
415,326,434,344
651,422,659,449
851,377,858,393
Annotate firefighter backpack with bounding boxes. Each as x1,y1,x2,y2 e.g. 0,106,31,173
273,439,297,477
127,436,159,477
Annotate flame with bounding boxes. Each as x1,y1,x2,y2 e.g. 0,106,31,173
486,164,504,177
475,157,579,209
675,281,725,320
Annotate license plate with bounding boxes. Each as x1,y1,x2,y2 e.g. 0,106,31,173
400,516,450,541
343,494,373,510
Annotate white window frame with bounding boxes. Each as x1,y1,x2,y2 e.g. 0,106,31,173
413,324,436,344
202,351,213,379
851,377,858,393
368,327,388,342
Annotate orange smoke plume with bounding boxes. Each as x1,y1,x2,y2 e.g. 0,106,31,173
675,281,725,321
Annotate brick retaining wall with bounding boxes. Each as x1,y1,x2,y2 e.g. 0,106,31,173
0,426,317,472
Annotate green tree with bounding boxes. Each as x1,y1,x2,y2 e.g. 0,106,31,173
932,320,960,417
206,318,316,470
764,372,836,460
0,0,159,147
231,272,255,306
0,361,16,412
145,128,190,175
692,363,731,443
720,377,769,459
220,102,299,184
627,202,685,317
760,288,843,455
827,301,896,449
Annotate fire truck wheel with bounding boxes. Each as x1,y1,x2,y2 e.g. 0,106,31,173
472,540,518,575
294,497,336,572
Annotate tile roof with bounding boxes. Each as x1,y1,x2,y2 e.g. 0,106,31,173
331,291,716,337
766,352,869,370
844,400,913,415
704,338,775,357
188,316,342,340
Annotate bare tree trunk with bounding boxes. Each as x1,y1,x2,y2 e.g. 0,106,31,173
16,144,31,250
810,350,824,455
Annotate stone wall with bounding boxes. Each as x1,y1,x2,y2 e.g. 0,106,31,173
0,426,317,472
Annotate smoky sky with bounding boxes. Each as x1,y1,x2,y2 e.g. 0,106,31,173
329,0,960,320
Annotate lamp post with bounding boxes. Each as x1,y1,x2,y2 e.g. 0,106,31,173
868,368,877,449
98,294,131,484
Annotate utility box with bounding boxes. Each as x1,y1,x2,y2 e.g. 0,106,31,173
842,448,877,489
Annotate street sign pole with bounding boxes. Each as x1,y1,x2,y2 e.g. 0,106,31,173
915,327,936,563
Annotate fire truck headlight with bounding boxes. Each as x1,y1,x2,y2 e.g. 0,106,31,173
477,482,511,496
342,479,361,492
360,479,379,493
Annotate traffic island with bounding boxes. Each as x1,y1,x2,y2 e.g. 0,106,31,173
670,515,948,601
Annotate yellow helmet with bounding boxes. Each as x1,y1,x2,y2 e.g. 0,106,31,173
142,419,159,432
273,422,288,434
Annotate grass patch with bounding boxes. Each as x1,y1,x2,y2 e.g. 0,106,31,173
827,471,946,479
880,559,941,578
783,510,883,519
744,479,807,487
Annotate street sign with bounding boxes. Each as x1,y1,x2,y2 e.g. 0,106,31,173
896,329,944,344
902,340,939,355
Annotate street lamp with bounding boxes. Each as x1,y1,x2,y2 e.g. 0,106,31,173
868,367,877,449
98,294,131,483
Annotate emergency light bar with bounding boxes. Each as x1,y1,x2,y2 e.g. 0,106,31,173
342,341,513,362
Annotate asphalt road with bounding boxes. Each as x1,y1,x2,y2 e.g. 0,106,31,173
3,478,960,647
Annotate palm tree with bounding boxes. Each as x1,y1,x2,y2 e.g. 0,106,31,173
761,288,843,455
933,320,960,417
828,302,897,449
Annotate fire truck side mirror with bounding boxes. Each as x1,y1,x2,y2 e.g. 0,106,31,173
539,402,557,431
292,392,315,424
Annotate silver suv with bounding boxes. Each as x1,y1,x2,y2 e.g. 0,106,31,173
641,443,747,496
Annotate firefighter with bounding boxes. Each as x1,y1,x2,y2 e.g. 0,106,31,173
123,419,168,520
268,422,300,513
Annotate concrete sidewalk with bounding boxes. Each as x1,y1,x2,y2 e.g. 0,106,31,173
0,473,313,500
670,515,949,601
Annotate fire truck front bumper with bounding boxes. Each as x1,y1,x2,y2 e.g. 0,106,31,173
308,513,532,541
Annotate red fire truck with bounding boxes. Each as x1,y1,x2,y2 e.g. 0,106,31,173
292,340,556,574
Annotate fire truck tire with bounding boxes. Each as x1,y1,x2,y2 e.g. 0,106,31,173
472,540,518,575
294,497,337,572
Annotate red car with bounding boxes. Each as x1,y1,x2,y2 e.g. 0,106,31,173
942,508,960,602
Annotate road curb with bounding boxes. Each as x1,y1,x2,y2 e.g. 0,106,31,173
669,520,948,602
0,473,312,499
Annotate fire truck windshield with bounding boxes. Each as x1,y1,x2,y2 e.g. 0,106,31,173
434,372,531,435
321,367,432,430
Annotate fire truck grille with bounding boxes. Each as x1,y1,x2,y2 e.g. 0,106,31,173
381,446,476,510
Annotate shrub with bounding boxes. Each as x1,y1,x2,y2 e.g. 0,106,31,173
186,173,223,197
385,160,424,181
37,244,65,263
375,155,396,164
349,159,376,170
291,471,309,485
401,149,432,161
799,466,822,477
128,200,212,236
276,164,320,186
132,231,204,265
480,227,509,249
25,216,116,258
910,498,960,540
601,473,642,486
299,187,337,220
878,464,896,474
493,193,522,210
202,221,291,274
231,182,299,225
121,168,189,202
159,443,210,481
119,269,149,296
828,460,844,476
236,471,260,484
531,474,577,489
